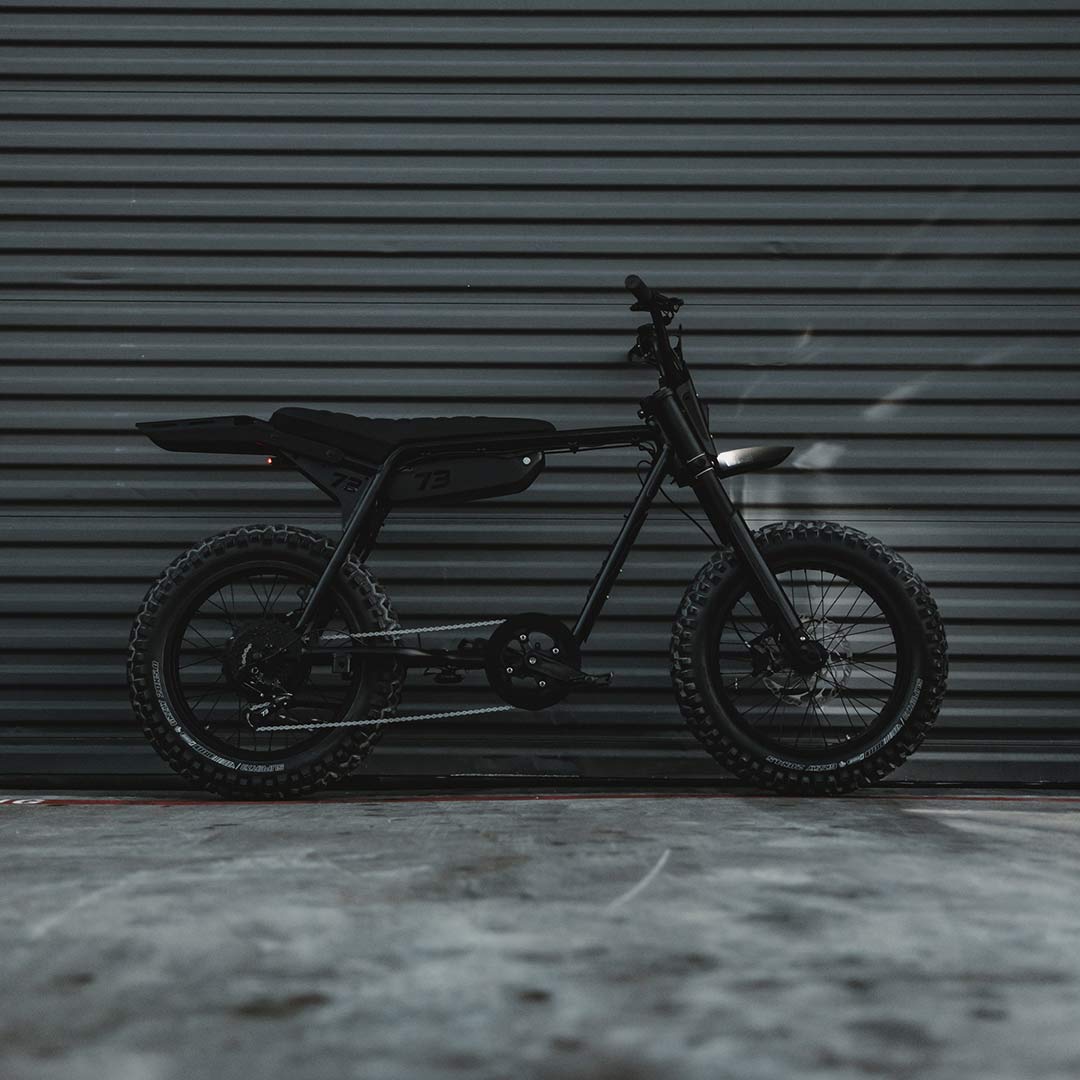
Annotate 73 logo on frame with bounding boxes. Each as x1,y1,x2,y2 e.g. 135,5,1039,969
415,469,451,491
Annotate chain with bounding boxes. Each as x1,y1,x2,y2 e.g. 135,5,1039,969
254,703,517,733
252,619,513,731
318,619,502,645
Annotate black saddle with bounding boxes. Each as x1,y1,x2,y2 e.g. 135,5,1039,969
271,407,555,466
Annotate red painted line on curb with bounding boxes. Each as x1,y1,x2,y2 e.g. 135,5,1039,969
1,792,1080,808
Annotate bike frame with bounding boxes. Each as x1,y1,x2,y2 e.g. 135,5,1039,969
294,375,821,676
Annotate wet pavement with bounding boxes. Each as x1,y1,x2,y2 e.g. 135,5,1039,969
1,784,1079,1080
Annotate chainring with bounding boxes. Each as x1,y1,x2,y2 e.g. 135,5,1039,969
484,612,581,711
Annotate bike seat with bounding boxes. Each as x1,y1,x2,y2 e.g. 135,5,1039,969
271,407,555,465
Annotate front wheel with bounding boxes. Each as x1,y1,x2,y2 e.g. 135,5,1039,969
671,521,948,794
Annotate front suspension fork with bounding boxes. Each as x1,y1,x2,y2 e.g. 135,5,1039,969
646,388,825,674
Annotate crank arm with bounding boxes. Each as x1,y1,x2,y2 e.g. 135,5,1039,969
524,652,613,688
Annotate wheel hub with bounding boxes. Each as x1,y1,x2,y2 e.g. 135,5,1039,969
757,618,853,706
224,619,306,696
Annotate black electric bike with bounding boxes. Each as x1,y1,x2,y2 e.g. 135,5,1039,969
128,276,947,799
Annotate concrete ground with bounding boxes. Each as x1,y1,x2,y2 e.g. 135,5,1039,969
1,785,1079,1080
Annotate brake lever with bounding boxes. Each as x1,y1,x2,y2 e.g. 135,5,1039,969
628,323,659,367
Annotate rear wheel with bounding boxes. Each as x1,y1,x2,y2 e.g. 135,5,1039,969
127,524,404,799
671,521,947,794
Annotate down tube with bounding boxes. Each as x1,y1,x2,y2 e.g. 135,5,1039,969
572,445,673,645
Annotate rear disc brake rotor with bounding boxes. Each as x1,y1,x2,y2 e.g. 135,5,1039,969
224,618,308,698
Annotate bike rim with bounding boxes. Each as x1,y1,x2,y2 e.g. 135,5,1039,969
707,561,910,760
162,560,367,762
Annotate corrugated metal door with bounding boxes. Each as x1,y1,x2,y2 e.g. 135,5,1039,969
2,1,1078,780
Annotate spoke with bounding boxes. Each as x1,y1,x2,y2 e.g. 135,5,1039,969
738,678,783,720
824,609,885,651
813,690,835,733
836,625,895,639
851,658,899,675
825,676,869,727
729,609,771,652
808,692,833,747
720,568,902,751
794,679,815,748
265,574,291,614
735,690,782,718
850,640,898,658
822,578,854,620
834,582,868,631
192,612,237,626
847,594,883,628
178,653,221,672
847,662,897,690
261,573,283,613
217,582,237,626
727,618,755,649
802,570,815,622
182,623,222,653
819,572,842,623
199,687,230,729
202,593,238,630
187,672,225,711
835,686,864,730
812,570,828,623
833,684,891,717
734,596,760,622
250,574,272,617
210,587,236,630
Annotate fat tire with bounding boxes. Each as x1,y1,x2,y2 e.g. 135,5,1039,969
127,524,404,799
671,521,948,794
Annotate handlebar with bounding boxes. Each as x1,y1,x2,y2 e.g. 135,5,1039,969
624,274,683,318
624,274,653,306
623,274,688,385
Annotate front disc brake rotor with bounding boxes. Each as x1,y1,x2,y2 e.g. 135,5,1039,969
758,618,853,706
484,612,580,711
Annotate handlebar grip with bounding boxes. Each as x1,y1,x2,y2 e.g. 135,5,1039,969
624,274,653,306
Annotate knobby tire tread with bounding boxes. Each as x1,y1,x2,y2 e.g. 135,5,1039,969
127,524,403,800
670,520,948,795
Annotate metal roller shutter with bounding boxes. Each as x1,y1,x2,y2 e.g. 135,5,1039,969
1,1,1078,780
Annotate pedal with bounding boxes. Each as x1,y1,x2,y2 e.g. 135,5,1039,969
523,650,613,690
432,667,465,685
575,669,614,689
